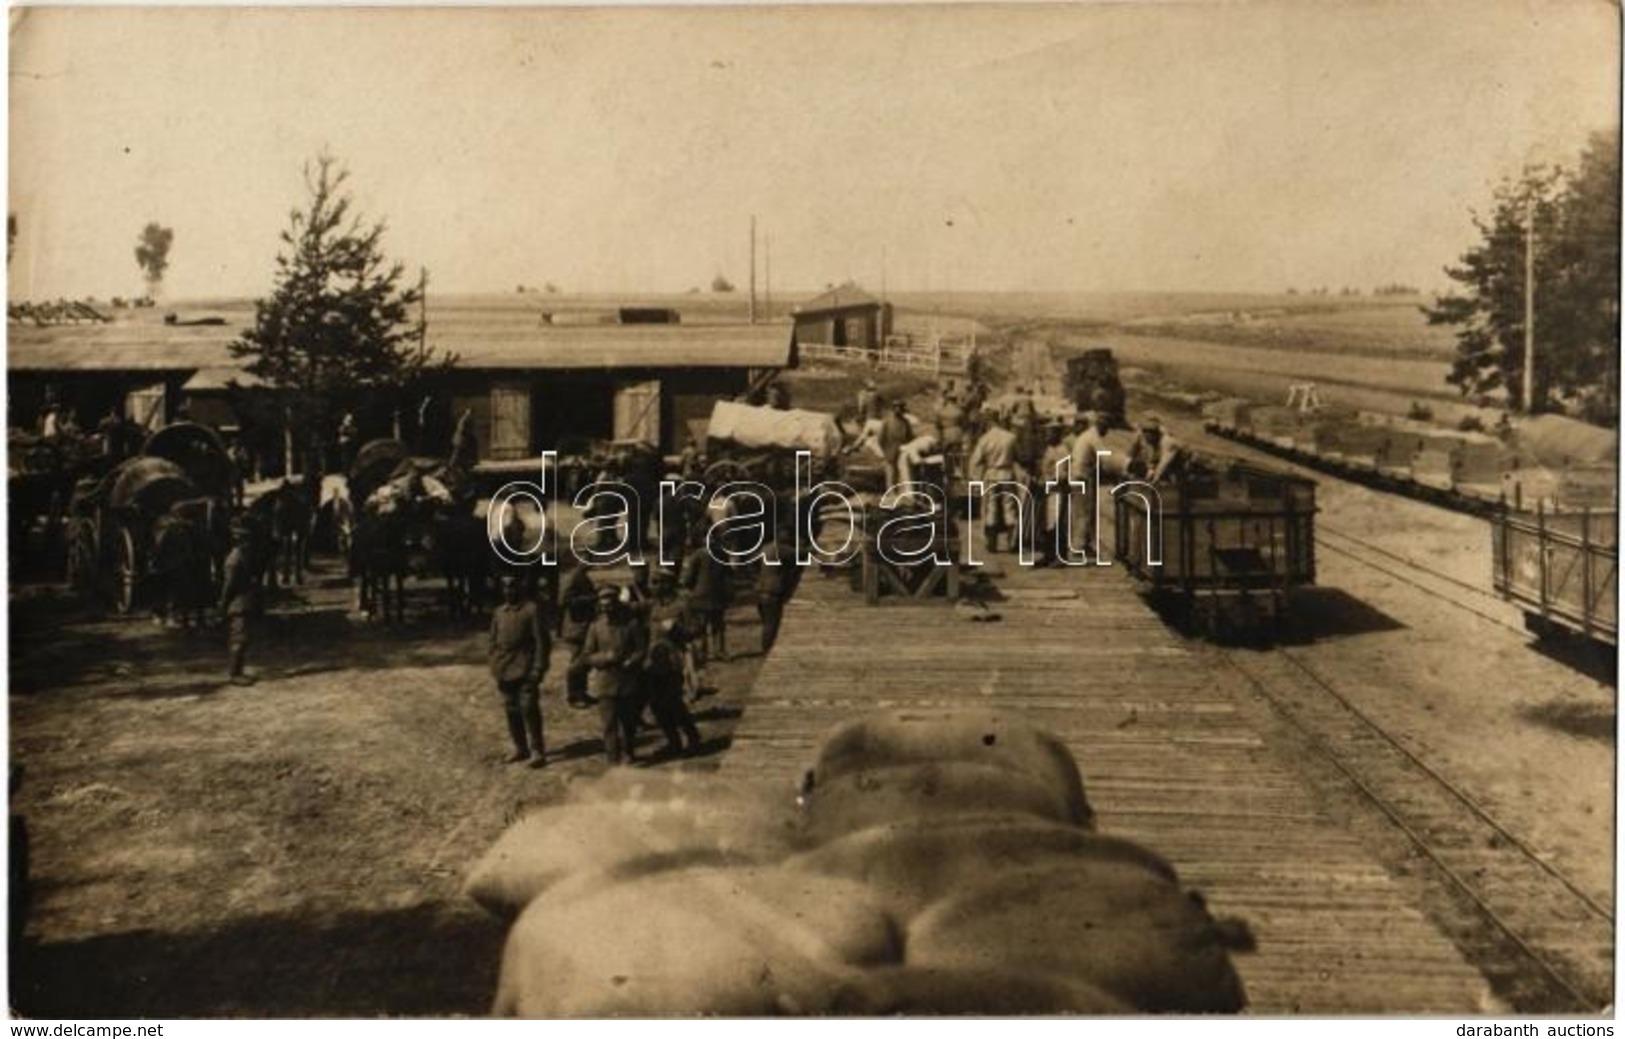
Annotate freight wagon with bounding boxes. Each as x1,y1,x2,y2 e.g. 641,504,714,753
1492,504,1617,647
1115,460,1316,639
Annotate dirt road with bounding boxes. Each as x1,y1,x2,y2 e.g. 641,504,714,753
9,567,767,1016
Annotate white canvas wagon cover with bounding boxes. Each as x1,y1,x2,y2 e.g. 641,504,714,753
705,401,843,459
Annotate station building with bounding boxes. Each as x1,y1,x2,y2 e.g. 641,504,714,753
7,298,797,467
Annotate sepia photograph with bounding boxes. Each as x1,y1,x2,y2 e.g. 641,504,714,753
5,1,1620,1021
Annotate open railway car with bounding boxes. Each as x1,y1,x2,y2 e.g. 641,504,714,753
1492,505,1617,647
1114,460,1316,639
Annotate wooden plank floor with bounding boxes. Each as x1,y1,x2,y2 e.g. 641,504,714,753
720,547,1496,1014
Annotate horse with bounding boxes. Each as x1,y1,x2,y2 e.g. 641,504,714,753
351,506,407,624
269,476,317,586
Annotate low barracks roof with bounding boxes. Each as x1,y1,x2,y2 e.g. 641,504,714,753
6,298,795,374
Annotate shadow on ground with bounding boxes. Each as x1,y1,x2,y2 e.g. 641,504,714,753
1528,636,1618,689
1518,698,1617,743
11,901,506,1018
1279,587,1408,643
9,605,489,697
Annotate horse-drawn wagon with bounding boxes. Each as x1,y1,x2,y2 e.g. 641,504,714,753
64,422,234,615
701,400,843,489
65,457,218,615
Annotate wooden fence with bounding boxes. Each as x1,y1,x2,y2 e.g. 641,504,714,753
799,332,975,376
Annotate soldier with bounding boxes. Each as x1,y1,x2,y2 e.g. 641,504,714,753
936,387,967,479
755,530,797,654
645,566,700,699
678,434,705,482
575,584,648,765
1127,414,1188,485
449,408,479,471
968,408,1022,553
1038,421,1071,567
680,530,731,663
489,575,549,768
218,520,260,685
1069,410,1112,560
557,565,597,708
643,616,702,757
336,412,358,475
855,378,879,423
880,399,914,488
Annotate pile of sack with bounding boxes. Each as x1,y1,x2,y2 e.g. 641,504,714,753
466,708,1254,1016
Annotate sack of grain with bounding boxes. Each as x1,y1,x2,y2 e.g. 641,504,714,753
801,761,1083,845
806,709,1092,829
786,814,1176,920
906,861,1250,1013
830,965,1132,1015
465,780,804,918
492,865,899,1017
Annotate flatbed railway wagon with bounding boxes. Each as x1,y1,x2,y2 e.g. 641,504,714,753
1492,504,1617,646
1114,460,1317,638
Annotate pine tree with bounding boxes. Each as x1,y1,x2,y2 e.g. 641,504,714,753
229,155,454,472
1426,132,1619,423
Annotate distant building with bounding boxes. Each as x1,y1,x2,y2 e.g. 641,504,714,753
7,301,795,463
790,283,892,351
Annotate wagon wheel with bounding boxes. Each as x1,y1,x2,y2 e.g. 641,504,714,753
114,526,140,616
704,459,752,486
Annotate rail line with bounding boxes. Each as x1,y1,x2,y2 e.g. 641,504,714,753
1220,642,1614,1011
1312,524,1529,637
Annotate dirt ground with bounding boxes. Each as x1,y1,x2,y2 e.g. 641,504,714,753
8,565,767,1017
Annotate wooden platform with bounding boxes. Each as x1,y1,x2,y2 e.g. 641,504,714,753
720,543,1497,1014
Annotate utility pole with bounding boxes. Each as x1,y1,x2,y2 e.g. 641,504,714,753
764,235,772,321
749,215,757,325
419,266,429,365
1522,195,1536,415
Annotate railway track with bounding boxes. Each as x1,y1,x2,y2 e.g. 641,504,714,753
1220,642,1614,1012
1312,523,1529,637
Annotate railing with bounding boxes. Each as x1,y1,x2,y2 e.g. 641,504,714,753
798,334,974,375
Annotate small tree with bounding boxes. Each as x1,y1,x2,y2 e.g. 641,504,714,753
229,154,453,474
711,273,735,293
134,222,174,297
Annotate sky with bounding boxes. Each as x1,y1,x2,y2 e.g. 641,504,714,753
7,2,1619,300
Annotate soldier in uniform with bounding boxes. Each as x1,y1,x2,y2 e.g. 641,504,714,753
557,565,597,708
488,575,549,768
643,616,702,758
575,584,648,765
1127,414,1189,485
680,529,732,663
755,529,797,654
1069,410,1112,561
218,520,260,685
968,408,1023,553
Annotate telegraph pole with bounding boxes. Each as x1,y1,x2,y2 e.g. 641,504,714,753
764,235,772,321
749,215,757,324
1523,195,1536,414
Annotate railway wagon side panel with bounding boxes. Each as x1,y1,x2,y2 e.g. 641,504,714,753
1115,470,1316,594
1494,510,1618,644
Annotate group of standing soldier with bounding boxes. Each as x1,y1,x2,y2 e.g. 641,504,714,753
958,389,1186,563
486,526,800,770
